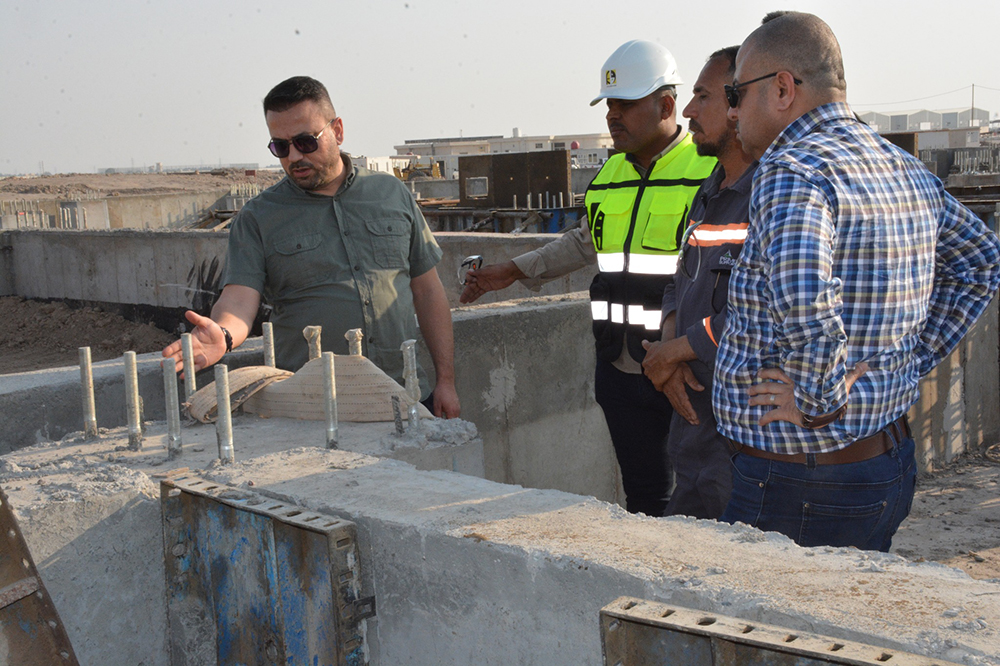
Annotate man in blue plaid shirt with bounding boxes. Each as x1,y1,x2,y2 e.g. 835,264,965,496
715,12,1000,551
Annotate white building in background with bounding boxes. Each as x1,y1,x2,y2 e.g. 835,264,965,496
394,129,615,179
859,107,991,133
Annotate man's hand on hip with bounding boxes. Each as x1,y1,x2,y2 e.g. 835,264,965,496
750,363,870,427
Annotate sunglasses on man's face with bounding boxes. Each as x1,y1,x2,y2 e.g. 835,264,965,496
267,117,336,158
724,72,802,109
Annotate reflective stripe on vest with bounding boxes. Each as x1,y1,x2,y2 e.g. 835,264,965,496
591,300,662,331
597,252,677,275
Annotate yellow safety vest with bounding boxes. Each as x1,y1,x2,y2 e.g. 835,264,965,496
584,135,716,362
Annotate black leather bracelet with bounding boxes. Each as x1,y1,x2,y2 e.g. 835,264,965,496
220,327,233,354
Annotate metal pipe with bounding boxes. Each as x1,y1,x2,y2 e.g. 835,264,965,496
262,322,275,367
214,364,234,464
79,347,98,440
181,333,197,399
322,352,338,449
400,339,423,431
124,351,143,451
513,194,517,209
559,191,564,208
527,192,532,210
303,325,322,361
162,358,182,458
345,328,364,356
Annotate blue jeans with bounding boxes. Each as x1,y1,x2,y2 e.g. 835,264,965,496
719,433,916,552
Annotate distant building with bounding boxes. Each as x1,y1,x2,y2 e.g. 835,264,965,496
394,129,614,180
859,107,991,133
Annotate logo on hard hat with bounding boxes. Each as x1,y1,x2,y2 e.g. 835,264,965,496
606,70,616,86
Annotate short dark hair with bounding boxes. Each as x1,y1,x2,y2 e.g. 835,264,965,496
708,46,740,75
263,76,336,116
761,10,791,24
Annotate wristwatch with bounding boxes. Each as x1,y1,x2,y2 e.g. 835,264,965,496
220,327,233,354
801,403,847,429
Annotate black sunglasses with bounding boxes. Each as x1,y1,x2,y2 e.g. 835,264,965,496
724,72,802,108
267,117,336,158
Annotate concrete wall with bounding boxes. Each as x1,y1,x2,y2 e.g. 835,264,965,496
0,229,596,308
104,189,229,229
0,228,997,475
0,297,620,504
410,179,460,200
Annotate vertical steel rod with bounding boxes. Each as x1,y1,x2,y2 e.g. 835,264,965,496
303,326,322,361
345,328,364,356
124,351,143,451
79,347,98,440
400,339,422,431
262,321,276,368
322,352,338,449
214,365,234,464
162,358,182,458
181,333,197,399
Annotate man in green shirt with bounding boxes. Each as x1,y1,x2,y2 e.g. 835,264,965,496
163,76,460,418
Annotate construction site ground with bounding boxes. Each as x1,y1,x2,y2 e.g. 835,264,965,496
0,169,284,201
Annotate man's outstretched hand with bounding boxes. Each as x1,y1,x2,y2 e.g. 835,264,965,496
459,261,525,303
161,310,227,378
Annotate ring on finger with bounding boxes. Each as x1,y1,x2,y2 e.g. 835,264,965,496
769,394,775,404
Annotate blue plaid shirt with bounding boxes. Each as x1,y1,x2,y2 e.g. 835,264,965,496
714,102,1000,453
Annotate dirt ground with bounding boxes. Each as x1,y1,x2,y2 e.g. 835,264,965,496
1,296,999,580
0,296,176,375
0,169,284,201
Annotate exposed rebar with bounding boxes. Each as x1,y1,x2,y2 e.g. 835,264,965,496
181,333,197,399
345,328,364,356
162,358,182,458
214,364,234,464
124,351,143,451
262,321,275,368
401,339,422,432
78,347,98,440
322,352,338,449
303,325,322,361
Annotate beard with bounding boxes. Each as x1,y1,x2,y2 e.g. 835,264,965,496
692,123,735,158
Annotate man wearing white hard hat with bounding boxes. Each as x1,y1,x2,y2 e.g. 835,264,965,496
461,40,716,516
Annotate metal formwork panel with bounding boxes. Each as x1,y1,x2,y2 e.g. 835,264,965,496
600,597,961,666
0,487,79,666
161,476,374,666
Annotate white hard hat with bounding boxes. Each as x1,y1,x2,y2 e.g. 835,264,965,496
590,40,684,107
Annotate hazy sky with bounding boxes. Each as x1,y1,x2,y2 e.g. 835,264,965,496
2,0,998,175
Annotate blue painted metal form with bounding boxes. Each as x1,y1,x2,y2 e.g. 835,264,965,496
161,476,374,666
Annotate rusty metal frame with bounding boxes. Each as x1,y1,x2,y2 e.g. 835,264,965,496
601,597,962,666
0,486,79,665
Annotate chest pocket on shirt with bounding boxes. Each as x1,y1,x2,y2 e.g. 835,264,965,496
640,195,687,252
365,218,409,269
270,232,327,291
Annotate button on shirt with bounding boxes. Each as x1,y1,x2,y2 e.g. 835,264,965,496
222,156,442,396
714,102,1000,453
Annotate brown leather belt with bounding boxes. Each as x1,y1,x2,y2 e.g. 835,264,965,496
729,415,910,466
